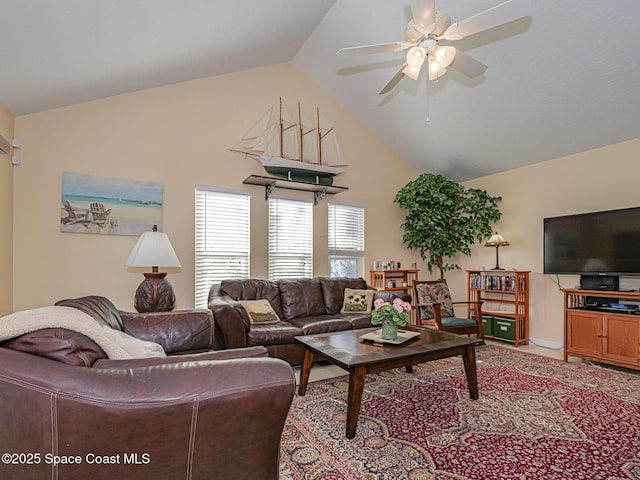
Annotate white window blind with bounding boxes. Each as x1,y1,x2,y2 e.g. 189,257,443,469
268,198,313,280
328,203,365,278
195,187,250,308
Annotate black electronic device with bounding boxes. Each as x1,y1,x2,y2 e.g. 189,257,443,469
610,303,639,310
544,206,640,279
580,274,619,291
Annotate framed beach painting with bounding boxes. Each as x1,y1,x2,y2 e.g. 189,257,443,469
60,172,163,236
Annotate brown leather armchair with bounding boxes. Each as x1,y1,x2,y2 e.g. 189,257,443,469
0,296,295,480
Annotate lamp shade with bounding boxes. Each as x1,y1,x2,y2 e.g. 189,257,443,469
485,232,509,270
126,230,181,269
484,232,510,247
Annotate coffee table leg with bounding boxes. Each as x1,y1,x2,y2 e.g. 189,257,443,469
346,366,367,439
298,348,314,396
461,344,479,400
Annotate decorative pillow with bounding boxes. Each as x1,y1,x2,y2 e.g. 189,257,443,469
238,299,281,324
101,326,166,358
340,288,374,314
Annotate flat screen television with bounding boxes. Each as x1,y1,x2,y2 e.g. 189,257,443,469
544,206,640,277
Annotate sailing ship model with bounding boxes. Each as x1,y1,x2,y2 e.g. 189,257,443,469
233,98,347,186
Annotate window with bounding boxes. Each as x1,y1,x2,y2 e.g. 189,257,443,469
328,203,365,278
195,187,250,308
268,198,313,280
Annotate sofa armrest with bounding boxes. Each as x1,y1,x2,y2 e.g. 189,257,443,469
208,296,251,349
92,346,268,369
120,309,214,354
0,347,294,480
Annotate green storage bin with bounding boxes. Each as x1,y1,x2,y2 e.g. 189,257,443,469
492,317,515,341
481,315,494,336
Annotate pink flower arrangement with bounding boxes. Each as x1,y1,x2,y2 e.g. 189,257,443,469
371,297,411,326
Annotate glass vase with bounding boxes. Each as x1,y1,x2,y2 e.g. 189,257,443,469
380,319,398,341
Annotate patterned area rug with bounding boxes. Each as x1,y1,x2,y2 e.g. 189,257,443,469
280,345,640,480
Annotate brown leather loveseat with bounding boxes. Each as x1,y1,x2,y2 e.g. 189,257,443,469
208,276,410,365
0,296,295,480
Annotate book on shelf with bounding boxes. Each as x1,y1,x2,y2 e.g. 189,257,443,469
469,273,525,291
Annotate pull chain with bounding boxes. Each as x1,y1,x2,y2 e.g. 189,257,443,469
426,75,430,122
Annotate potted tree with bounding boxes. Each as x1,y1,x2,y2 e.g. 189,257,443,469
394,173,502,280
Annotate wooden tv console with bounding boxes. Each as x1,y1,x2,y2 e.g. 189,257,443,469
562,288,640,371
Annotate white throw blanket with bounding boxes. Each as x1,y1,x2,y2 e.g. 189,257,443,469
0,306,165,359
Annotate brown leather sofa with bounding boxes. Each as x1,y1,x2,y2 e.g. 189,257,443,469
208,276,410,365
0,296,295,480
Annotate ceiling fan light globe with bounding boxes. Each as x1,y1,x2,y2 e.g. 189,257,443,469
402,64,421,81
406,46,426,68
433,45,456,68
428,60,447,80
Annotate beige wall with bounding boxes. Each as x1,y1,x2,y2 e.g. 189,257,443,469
0,103,14,315
10,60,640,346
13,62,420,311
449,138,640,347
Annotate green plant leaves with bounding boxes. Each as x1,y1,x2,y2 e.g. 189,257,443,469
394,174,502,280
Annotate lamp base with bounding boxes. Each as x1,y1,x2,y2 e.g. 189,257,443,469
491,246,504,271
134,272,176,313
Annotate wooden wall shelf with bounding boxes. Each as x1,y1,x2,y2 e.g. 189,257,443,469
243,175,348,205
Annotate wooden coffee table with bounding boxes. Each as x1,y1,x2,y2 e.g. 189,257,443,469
296,326,479,438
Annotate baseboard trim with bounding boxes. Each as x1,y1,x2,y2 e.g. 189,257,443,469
528,337,564,350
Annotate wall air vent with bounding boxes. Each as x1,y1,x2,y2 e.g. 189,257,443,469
0,134,9,155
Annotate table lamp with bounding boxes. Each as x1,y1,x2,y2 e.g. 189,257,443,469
484,232,509,270
126,225,181,312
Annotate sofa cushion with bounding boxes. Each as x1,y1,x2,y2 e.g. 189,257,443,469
341,313,374,330
278,278,326,319
319,277,367,314
219,279,283,319
238,299,281,324
287,316,352,335
247,322,303,347
340,288,374,314
0,328,107,367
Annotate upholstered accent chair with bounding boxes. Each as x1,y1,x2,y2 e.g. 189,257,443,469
414,280,484,342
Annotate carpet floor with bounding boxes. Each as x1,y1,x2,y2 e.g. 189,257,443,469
279,345,640,480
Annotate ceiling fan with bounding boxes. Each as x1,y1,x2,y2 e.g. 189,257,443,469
337,0,533,94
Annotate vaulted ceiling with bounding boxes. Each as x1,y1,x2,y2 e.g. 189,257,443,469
2,0,639,181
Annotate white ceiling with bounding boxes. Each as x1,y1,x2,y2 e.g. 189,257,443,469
2,0,640,181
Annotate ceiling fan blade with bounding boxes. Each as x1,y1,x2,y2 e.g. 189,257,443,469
337,42,414,57
410,0,436,32
449,50,488,77
441,0,533,41
379,63,409,95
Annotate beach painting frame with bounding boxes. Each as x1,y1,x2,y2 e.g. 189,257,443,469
60,172,163,236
